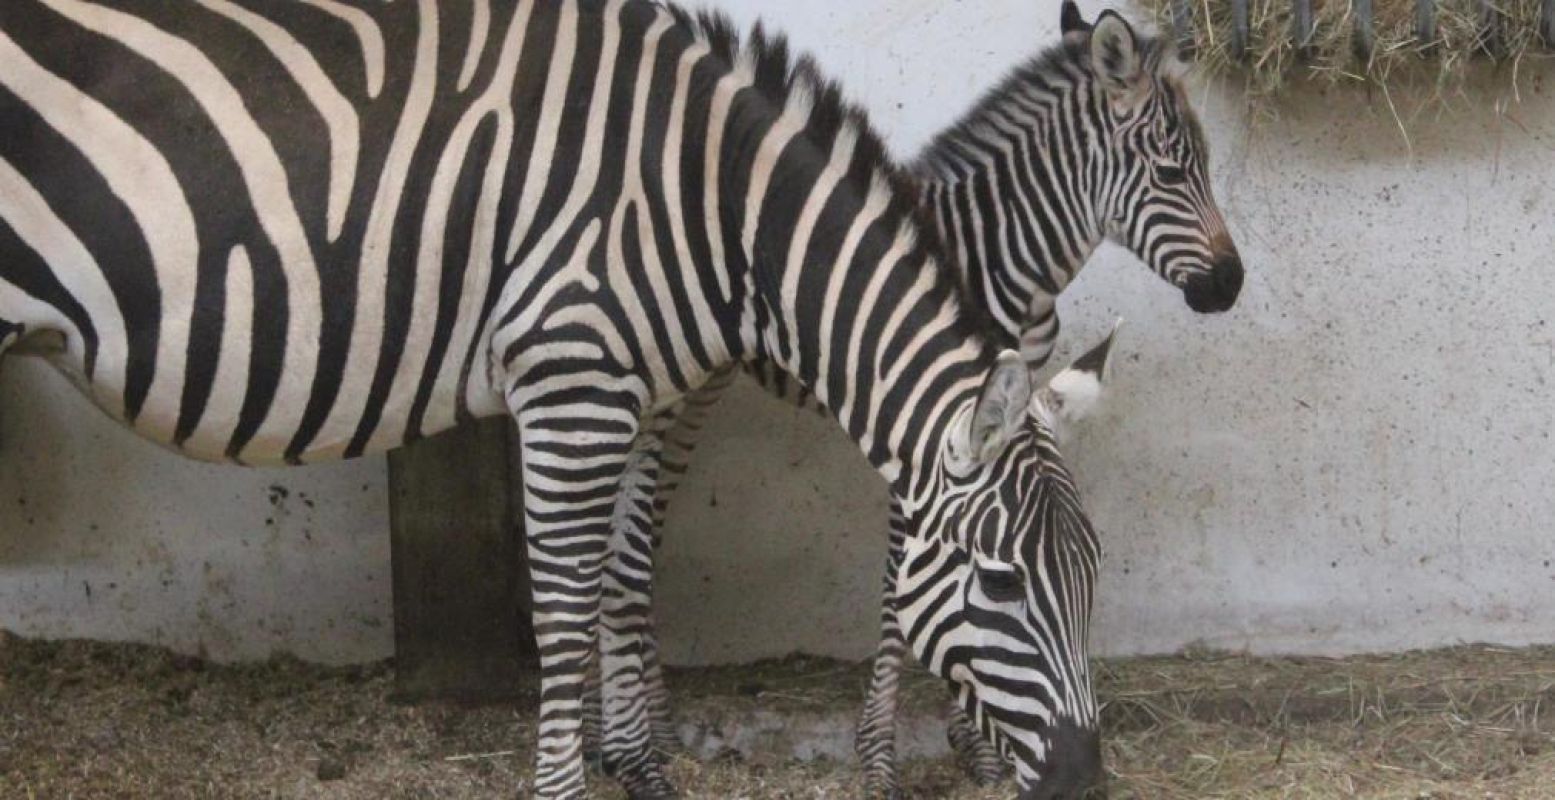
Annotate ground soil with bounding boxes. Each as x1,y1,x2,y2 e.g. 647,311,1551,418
1,634,1552,798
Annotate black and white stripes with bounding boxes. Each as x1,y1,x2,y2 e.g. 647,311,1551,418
598,5,1243,797
0,3,1236,798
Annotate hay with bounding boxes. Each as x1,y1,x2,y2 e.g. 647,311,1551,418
1137,0,1555,105
1,635,1552,798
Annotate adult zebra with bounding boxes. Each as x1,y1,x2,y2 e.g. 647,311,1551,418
597,3,1244,795
1,1,1141,798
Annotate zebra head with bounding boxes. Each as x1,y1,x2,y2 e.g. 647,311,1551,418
1079,7,1244,314
900,329,1119,798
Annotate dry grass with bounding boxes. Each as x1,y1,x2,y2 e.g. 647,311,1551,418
1,634,1552,798
1137,0,1555,107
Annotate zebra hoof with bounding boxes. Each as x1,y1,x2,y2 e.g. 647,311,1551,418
862,783,904,800
624,781,679,800
616,759,679,800
968,760,1008,787
945,728,1007,784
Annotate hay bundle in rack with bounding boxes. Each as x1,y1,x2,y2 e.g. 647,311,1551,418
1136,0,1555,100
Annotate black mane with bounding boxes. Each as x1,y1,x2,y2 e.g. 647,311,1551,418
913,30,1169,180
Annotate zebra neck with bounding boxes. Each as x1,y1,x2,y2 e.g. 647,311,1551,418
735,197,992,486
914,124,1103,343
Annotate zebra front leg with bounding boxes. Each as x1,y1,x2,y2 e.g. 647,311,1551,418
856,498,1008,794
856,497,911,800
946,699,1008,786
513,393,643,800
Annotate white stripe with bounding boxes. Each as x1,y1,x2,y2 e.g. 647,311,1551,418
658,39,727,364
370,0,533,451
608,14,686,387
812,175,892,412
181,246,254,459
0,156,129,418
504,0,623,286
740,86,813,267
309,0,439,461
700,56,755,301
0,27,197,443
504,0,580,265
38,0,326,463
196,0,360,242
297,0,387,98
836,208,913,451
780,123,858,378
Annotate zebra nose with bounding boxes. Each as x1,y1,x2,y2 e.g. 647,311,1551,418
1214,252,1244,297
1018,723,1105,800
1182,252,1243,314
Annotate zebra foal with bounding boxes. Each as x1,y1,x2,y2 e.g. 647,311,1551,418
0,1,1214,797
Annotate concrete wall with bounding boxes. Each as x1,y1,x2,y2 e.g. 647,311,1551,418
4,1,1555,666
0,359,392,664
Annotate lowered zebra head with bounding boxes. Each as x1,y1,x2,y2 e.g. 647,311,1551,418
1076,6,1243,314
900,329,1119,799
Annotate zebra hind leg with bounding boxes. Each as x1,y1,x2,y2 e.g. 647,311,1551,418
637,367,738,753
598,422,679,799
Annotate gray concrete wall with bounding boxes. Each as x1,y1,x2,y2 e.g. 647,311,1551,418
0,359,392,664
3,1,1555,666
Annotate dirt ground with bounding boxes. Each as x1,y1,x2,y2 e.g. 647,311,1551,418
1,634,1552,799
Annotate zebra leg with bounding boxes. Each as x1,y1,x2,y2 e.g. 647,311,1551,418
856,497,910,800
946,698,1008,786
637,365,739,751
856,498,1008,794
511,393,643,800
596,413,680,799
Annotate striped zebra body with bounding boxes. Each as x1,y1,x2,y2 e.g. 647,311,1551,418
601,5,1244,796
0,2,1160,798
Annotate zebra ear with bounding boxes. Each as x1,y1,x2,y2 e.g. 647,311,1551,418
967,350,1033,464
1033,320,1122,440
1090,11,1146,103
1060,1,1091,36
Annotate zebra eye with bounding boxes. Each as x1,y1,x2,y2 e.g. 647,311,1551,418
1155,163,1187,186
977,565,1026,604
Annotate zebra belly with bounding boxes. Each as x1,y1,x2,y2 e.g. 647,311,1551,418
0,0,526,466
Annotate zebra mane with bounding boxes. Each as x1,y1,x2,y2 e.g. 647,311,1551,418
912,29,1170,181
663,3,1009,351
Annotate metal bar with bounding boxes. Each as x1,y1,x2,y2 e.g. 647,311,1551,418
1230,0,1250,62
1415,0,1436,46
1543,0,1555,49
1172,0,1196,58
1291,0,1316,56
1353,0,1375,62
